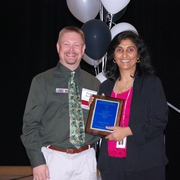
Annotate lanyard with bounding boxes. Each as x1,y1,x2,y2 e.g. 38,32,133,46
115,79,134,127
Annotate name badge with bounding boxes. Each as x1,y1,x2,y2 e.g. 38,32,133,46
56,88,68,93
81,88,97,110
116,137,127,148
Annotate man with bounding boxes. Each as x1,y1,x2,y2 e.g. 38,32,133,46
21,26,101,180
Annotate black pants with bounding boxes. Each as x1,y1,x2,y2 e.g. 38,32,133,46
100,157,165,180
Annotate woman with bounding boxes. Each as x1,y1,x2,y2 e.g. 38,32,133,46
96,31,168,180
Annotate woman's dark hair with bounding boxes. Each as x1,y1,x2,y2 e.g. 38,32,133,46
105,30,155,81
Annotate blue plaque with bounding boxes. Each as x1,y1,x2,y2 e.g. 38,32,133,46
86,95,124,136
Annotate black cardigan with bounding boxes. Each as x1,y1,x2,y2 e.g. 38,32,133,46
97,73,169,172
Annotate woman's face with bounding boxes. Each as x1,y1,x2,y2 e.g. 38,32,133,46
114,38,139,73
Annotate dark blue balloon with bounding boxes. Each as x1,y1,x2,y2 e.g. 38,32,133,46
81,19,111,60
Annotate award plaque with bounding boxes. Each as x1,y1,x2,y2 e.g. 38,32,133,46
86,95,124,136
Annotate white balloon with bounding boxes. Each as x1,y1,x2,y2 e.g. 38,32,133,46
101,0,130,14
111,22,138,39
83,54,102,66
66,0,100,23
96,72,107,83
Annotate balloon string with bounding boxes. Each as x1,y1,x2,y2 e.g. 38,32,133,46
101,55,107,74
94,62,100,76
103,54,107,72
101,57,104,74
99,3,103,21
108,13,113,29
99,3,110,76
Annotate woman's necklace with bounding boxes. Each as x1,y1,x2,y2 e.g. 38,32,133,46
115,78,134,96
114,78,135,127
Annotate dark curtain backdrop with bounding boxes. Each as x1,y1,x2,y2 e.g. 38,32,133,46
1,0,180,179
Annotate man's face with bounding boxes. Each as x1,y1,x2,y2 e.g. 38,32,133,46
57,31,86,70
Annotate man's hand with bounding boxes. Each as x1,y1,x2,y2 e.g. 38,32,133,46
88,93,105,106
88,94,94,107
33,164,50,180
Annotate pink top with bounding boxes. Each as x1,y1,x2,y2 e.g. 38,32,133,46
107,87,133,158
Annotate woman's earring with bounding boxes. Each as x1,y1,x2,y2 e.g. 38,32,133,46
137,59,140,63
113,59,116,63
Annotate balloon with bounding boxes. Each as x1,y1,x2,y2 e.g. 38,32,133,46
103,6,127,23
81,19,111,60
96,72,107,83
101,0,130,14
111,22,138,40
83,53,102,66
66,0,100,23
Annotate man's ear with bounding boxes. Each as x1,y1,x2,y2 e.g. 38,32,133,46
56,43,60,53
82,44,86,54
